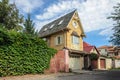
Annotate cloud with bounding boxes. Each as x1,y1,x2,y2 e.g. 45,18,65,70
99,27,113,36
35,0,120,33
10,0,44,13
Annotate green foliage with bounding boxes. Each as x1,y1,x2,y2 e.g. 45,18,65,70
90,53,99,60
0,0,23,30
0,26,56,76
23,13,37,36
108,3,120,46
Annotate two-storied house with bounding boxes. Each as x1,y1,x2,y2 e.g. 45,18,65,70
39,10,86,72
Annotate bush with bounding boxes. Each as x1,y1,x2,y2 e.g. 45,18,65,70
90,53,99,60
0,27,56,76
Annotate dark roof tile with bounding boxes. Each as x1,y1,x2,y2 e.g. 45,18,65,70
39,10,76,37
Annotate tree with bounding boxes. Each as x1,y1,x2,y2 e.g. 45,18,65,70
23,13,37,36
0,0,23,30
108,3,120,46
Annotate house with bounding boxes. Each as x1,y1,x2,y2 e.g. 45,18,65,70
83,41,99,69
39,10,86,72
98,46,120,69
83,42,113,70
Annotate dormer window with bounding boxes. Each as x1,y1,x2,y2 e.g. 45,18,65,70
58,20,64,25
50,24,54,29
44,28,47,31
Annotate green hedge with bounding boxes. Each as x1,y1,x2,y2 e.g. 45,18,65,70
0,27,56,76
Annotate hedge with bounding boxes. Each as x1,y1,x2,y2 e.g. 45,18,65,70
0,27,56,76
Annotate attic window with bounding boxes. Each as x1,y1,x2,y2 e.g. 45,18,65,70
58,20,64,25
50,24,54,29
44,28,47,31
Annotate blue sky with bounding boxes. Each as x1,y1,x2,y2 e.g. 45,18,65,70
8,0,120,47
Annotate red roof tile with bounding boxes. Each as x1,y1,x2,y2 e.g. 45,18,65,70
114,56,120,59
83,42,94,53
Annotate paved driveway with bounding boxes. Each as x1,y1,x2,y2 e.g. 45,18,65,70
0,70,120,80
38,70,120,80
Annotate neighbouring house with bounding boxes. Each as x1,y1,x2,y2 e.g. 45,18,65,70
39,10,86,73
98,46,120,69
83,41,99,70
83,42,113,70
98,46,118,57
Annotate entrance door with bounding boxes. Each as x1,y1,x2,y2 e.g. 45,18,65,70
100,59,106,69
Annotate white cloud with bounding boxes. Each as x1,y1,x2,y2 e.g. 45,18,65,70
99,27,113,36
35,0,120,34
10,0,43,13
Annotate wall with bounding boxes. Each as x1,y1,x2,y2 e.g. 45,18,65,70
99,49,108,56
98,57,112,70
49,32,65,50
106,58,112,69
90,48,98,54
49,50,69,73
114,59,120,68
66,12,83,51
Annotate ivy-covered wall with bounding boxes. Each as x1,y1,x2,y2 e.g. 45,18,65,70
0,27,56,76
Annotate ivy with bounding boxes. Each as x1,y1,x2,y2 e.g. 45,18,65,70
0,27,56,76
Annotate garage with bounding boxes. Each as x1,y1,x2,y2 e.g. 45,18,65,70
69,56,80,70
100,59,106,69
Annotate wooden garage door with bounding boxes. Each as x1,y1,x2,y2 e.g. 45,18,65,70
100,59,105,69
69,56,80,70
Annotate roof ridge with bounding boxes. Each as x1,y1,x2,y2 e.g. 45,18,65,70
39,9,76,37
41,10,76,28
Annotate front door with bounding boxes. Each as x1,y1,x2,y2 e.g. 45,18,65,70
100,59,106,69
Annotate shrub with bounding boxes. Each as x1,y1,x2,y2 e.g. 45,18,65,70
90,53,99,60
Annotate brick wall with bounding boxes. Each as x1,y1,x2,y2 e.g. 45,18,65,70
49,50,69,73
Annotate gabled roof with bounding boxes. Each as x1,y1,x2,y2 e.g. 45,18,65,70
83,41,100,55
83,42,94,53
97,45,114,49
39,10,76,37
97,45,117,54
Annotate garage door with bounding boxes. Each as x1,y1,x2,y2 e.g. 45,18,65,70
69,56,80,70
100,59,106,69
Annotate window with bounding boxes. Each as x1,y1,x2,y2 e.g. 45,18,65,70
72,21,77,28
43,38,47,41
50,24,54,29
72,35,79,44
44,28,47,31
58,20,64,25
55,35,63,45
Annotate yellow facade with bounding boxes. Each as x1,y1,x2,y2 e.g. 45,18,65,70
47,11,84,51
90,48,98,54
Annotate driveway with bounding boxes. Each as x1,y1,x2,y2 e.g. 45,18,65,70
0,70,120,80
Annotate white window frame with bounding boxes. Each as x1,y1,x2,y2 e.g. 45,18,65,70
72,21,77,28
72,35,79,45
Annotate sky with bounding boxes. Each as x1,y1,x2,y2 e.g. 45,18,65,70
8,0,120,47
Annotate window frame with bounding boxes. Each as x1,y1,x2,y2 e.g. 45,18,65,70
72,35,79,45
72,21,78,28
55,35,63,45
